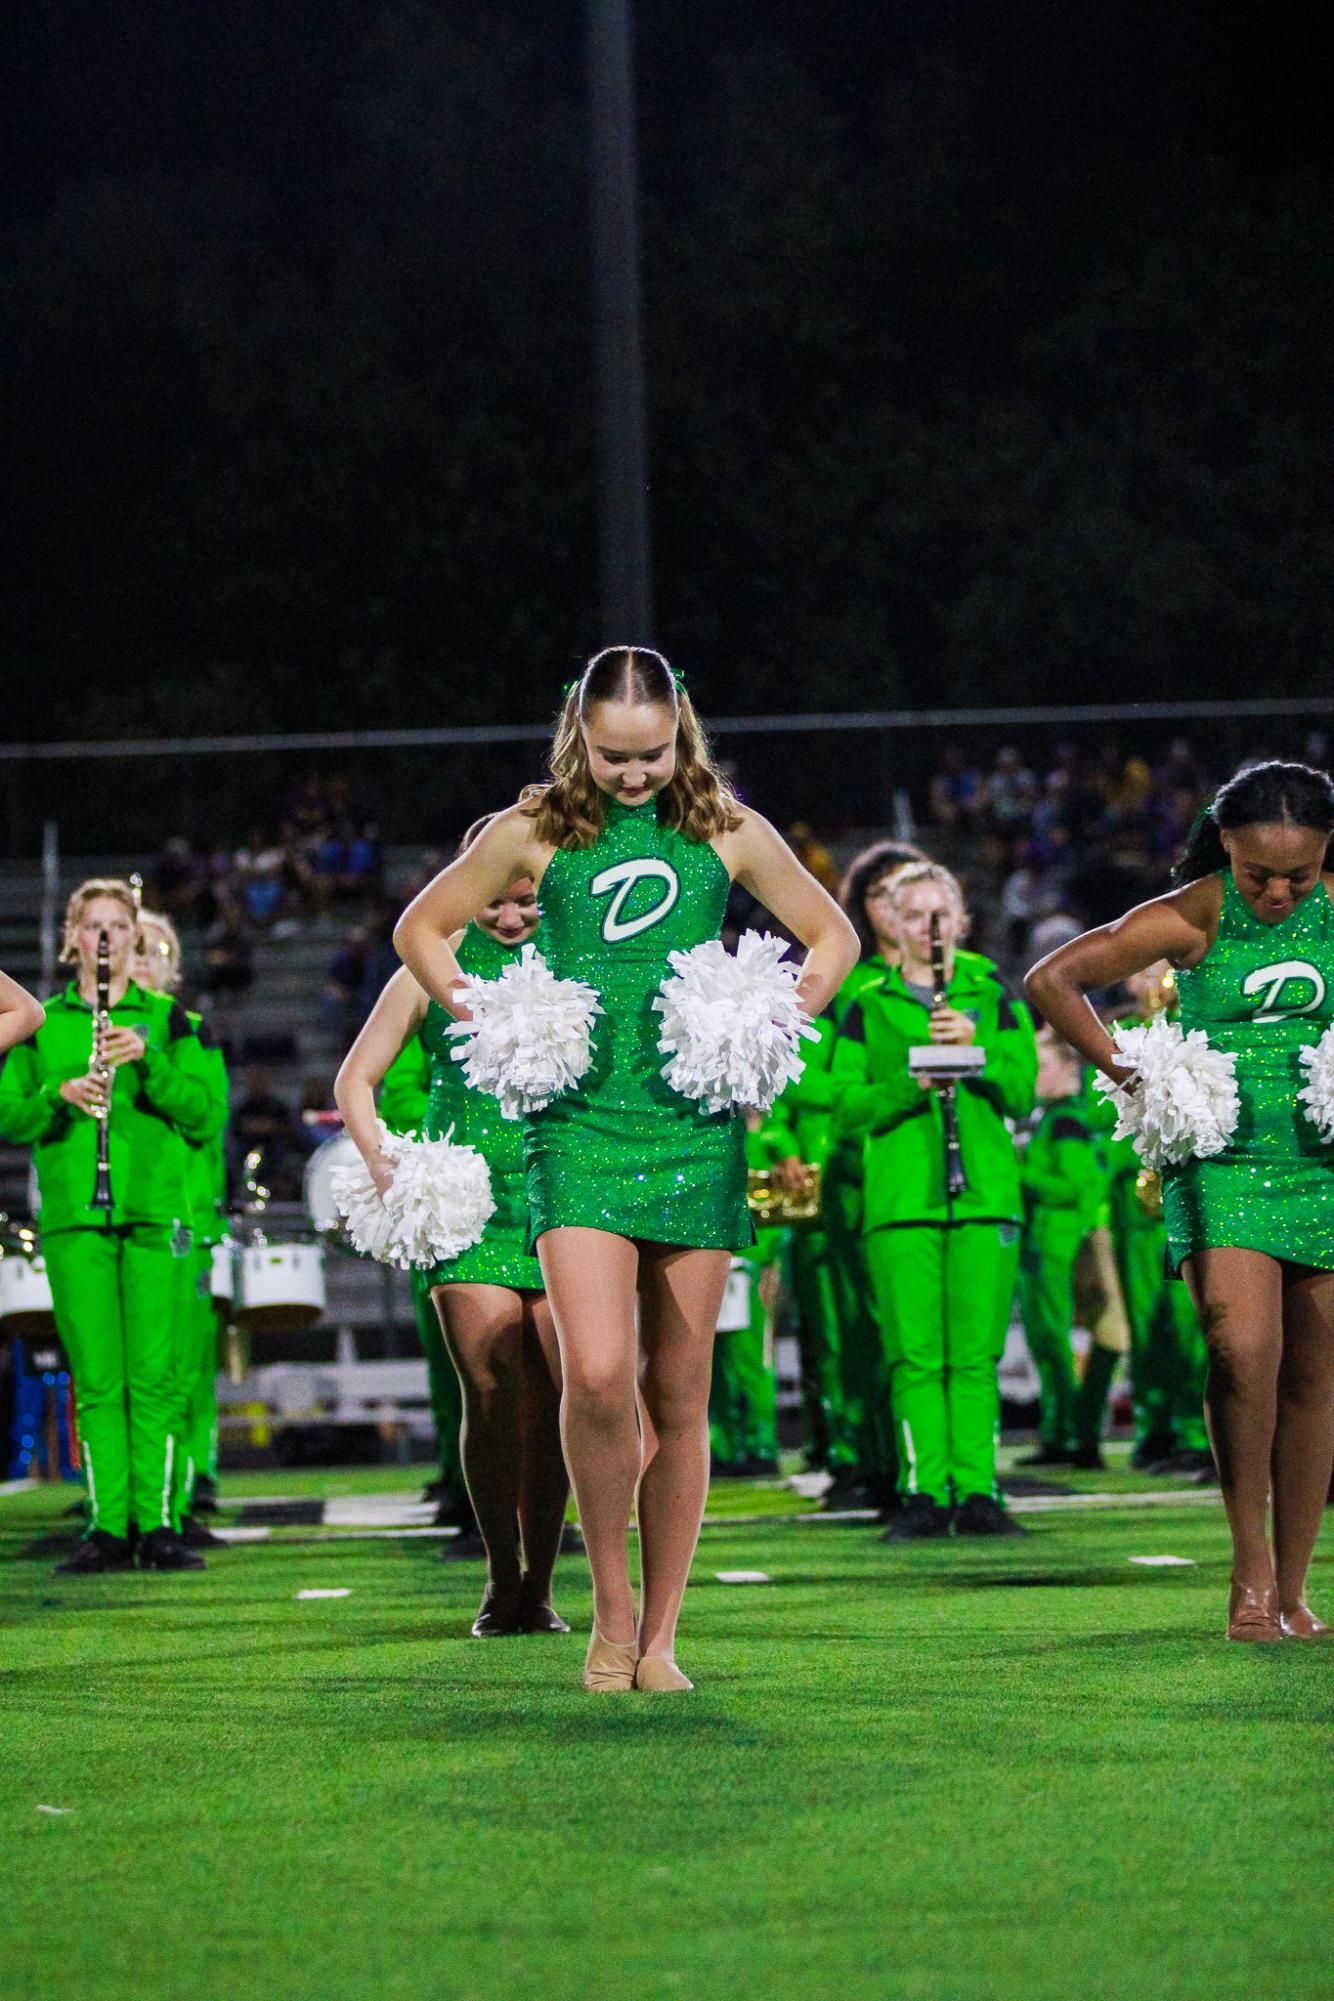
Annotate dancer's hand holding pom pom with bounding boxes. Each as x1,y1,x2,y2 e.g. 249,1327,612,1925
1297,1022,1334,1142
331,1120,494,1270
653,931,819,1116
447,943,602,1120
1093,1013,1239,1170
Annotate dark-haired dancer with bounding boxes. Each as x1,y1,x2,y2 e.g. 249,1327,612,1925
396,648,858,1690
1029,761,1334,1640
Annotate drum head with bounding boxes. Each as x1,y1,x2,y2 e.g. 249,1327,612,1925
303,1132,361,1240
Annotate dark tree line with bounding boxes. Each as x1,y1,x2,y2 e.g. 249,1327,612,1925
5,1,1331,747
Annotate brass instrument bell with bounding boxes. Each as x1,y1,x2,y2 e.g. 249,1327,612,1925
747,1162,822,1223
1134,1167,1164,1219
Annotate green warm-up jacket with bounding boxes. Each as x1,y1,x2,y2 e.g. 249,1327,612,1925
379,1030,431,1136
0,980,226,1232
183,1008,230,1245
766,958,891,1170
831,954,1037,1228
1020,1095,1105,1238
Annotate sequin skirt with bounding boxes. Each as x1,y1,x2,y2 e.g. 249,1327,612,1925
1163,1045,1334,1271
521,971,751,1251
423,1165,544,1290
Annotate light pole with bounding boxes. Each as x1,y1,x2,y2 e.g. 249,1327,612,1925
586,0,654,641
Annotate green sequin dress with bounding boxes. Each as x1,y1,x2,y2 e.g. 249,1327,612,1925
419,924,544,1290
524,796,752,1250
1164,873,1334,1272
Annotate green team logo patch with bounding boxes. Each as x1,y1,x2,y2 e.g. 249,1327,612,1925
1241,959,1325,1023
590,858,680,942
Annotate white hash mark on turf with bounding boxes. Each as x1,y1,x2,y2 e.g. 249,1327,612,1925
715,1571,772,1584
1129,1555,1196,1566
36,1805,74,1815
295,1588,353,1599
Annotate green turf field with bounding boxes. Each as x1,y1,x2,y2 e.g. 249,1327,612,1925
3,1466,1331,2001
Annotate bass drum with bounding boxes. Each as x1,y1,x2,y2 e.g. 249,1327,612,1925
0,1238,60,1344
233,1237,326,1336
303,1131,362,1243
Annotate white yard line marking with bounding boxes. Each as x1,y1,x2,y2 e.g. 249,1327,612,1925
36,1804,74,1815
715,1571,772,1584
322,1499,438,1527
295,1588,352,1600
210,1527,271,1544
1129,1554,1196,1566
0,1479,41,1497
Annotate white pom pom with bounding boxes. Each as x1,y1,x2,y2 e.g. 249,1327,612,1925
1297,1023,1334,1143
1093,1014,1239,1170
330,1121,494,1271
653,930,820,1115
447,943,602,1120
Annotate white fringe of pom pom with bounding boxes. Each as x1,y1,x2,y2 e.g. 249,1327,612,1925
330,1121,495,1271
448,943,602,1120
653,931,819,1116
1297,1022,1334,1143
1093,1013,1239,1170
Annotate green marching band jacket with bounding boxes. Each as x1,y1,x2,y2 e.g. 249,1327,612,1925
829,953,1038,1229
0,980,225,1232
1020,1096,1106,1238
766,959,892,1172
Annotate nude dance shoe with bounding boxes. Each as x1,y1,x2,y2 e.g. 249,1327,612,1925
634,1654,693,1693
583,1625,637,1691
1279,1603,1333,1641
1226,1581,1282,1643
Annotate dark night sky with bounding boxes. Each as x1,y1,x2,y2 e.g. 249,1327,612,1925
6,0,1331,217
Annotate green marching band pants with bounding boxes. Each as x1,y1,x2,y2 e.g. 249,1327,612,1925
1018,1210,1115,1455
864,1221,1019,1506
45,1222,192,1540
709,1250,780,1468
823,1144,897,1485
174,1245,221,1515
1114,1214,1209,1455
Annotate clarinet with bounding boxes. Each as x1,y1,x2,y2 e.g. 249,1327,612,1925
929,911,968,1201
91,929,114,1210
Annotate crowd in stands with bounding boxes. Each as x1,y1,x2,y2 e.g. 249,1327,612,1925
146,773,384,1006
926,732,1331,982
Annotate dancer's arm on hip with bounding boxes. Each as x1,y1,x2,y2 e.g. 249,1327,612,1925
1025,876,1221,1085
712,807,860,1017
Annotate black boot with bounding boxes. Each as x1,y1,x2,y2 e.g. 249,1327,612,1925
179,1514,228,1549
881,1495,953,1541
54,1530,134,1576
191,1474,220,1515
953,1493,1027,1537
137,1527,206,1571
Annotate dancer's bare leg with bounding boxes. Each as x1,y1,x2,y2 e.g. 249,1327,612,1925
1184,1247,1282,1597
516,1293,570,1602
537,1227,641,1645
433,1284,524,1603
636,1244,731,1664
1272,1264,1334,1620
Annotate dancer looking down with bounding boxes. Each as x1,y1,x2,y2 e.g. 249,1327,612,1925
337,835,569,1638
1027,761,1334,1641
395,648,858,1691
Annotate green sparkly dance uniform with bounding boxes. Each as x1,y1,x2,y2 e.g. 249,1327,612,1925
525,796,752,1250
1164,873,1334,1272
420,924,544,1290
